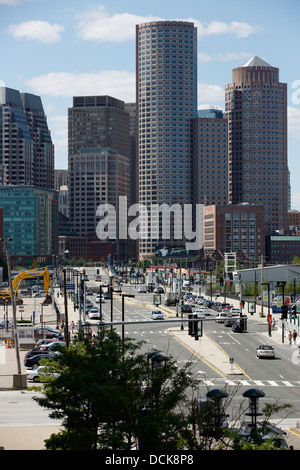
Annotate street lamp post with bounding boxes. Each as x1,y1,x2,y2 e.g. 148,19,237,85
121,293,135,356
261,282,271,336
243,388,265,436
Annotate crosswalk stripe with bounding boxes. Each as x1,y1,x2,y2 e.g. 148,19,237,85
254,380,264,386
282,381,293,387
198,379,300,388
239,380,251,386
203,380,214,386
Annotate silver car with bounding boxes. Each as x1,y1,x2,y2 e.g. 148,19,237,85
256,345,275,359
151,310,164,320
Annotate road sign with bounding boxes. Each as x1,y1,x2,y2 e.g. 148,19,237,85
66,284,75,290
272,305,282,314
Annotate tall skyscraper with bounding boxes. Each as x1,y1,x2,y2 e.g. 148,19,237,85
0,87,54,189
136,21,198,258
68,95,131,260
194,108,228,207
225,56,288,234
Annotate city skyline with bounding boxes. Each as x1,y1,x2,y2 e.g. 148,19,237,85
1,0,300,208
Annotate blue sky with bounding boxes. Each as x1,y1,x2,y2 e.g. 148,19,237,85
1,0,300,209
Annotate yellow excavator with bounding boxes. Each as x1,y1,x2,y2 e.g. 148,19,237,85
0,267,51,303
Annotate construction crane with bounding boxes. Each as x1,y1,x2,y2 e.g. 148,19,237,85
0,267,51,302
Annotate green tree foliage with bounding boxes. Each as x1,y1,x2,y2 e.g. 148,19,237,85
34,330,198,450
34,331,293,451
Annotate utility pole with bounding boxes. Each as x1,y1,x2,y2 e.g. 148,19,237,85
5,238,21,375
63,268,69,347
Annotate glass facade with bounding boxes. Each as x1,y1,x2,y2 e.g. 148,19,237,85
0,186,58,258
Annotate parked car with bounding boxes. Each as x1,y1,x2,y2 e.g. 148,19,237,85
34,326,62,340
232,321,243,333
215,312,230,323
151,310,164,320
39,341,66,351
35,338,60,349
138,286,147,293
0,320,11,329
33,289,46,297
154,286,164,294
26,365,60,382
256,345,275,359
88,308,100,320
25,349,54,359
112,285,122,293
24,352,57,368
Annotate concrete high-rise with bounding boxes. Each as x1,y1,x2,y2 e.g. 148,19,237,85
136,21,198,259
0,87,54,189
225,56,288,234
194,108,228,207
68,95,131,261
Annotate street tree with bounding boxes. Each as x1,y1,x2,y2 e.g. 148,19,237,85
34,329,198,450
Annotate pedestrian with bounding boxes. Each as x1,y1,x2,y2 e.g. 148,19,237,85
293,330,298,344
71,320,75,332
288,331,293,344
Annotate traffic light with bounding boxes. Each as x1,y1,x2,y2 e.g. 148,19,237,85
281,304,288,319
188,314,199,340
292,304,297,318
219,278,224,286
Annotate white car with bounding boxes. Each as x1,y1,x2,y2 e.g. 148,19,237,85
215,312,230,323
96,295,105,303
138,286,147,293
26,365,59,382
151,310,164,320
88,308,100,319
230,308,240,316
194,308,210,317
256,345,275,359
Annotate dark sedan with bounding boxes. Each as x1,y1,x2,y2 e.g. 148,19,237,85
24,352,58,368
181,304,193,313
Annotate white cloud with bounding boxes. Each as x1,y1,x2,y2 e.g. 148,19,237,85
198,83,225,105
8,20,64,44
74,6,261,43
75,6,160,42
194,20,262,38
26,70,136,102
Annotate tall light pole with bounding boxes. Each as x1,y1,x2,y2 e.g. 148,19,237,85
1,238,22,382
121,293,135,358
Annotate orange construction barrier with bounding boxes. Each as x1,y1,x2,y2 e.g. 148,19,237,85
6,339,12,348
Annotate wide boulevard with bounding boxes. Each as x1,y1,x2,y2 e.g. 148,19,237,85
90,272,300,427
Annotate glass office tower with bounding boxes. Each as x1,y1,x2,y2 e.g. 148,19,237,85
136,21,198,258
